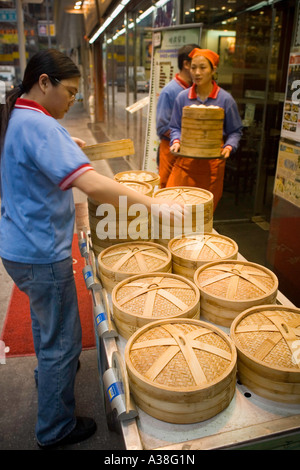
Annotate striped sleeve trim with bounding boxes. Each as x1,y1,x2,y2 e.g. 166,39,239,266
59,164,94,191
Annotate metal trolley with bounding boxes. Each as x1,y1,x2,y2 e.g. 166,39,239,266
78,230,300,451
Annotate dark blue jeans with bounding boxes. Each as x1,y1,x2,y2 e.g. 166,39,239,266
2,257,82,446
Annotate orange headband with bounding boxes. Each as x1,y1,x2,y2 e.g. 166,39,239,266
188,48,219,67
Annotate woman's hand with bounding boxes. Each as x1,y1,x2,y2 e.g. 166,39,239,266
150,197,185,234
170,142,180,153
72,137,86,148
221,145,232,159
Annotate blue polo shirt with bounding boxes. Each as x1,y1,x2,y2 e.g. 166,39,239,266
156,74,191,140
170,81,243,151
0,99,93,263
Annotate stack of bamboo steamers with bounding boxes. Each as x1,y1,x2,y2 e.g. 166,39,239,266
91,170,300,424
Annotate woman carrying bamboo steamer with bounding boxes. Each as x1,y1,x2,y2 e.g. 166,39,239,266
169,48,243,210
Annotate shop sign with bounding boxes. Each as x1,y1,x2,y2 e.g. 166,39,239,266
274,140,300,208
38,22,56,37
0,9,16,22
281,52,300,143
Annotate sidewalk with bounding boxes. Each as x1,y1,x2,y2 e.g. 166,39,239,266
0,103,125,451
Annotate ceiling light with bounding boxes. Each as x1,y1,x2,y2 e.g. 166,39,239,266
89,0,165,44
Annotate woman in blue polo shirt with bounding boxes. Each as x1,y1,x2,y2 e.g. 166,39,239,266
169,48,243,210
0,49,178,449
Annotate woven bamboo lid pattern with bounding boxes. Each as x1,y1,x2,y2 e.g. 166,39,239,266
98,242,171,275
230,305,300,372
112,273,199,319
153,186,213,205
169,232,238,263
125,318,237,391
118,180,153,196
194,260,278,301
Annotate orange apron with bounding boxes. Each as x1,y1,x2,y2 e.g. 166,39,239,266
158,139,177,188
166,156,226,211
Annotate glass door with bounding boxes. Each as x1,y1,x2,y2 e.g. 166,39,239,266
213,1,295,222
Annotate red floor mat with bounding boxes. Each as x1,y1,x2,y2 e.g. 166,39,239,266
0,235,96,357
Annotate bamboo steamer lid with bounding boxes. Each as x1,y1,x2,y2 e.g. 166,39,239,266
168,232,238,280
97,241,172,293
114,170,160,189
152,187,214,246
125,318,237,423
118,180,153,196
230,305,300,403
112,272,200,339
194,260,278,327
88,177,152,256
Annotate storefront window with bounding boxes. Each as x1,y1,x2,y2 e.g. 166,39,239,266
179,0,295,223
102,2,154,166
217,2,293,222
101,0,295,222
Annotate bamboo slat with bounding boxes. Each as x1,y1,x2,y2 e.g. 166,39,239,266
83,139,135,160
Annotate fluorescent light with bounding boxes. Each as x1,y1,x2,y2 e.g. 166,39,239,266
138,5,155,20
90,17,113,43
156,0,169,7
110,3,125,19
113,27,126,39
89,0,163,44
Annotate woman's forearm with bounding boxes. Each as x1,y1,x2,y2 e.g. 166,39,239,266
72,169,154,209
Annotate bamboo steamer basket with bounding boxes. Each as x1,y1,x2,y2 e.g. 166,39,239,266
114,170,160,189
230,305,300,404
97,241,172,293
194,260,278,328
180,106,224,157
168,232,238,281
125,318,237,423
118,180,153,196
152,187,214,247
112,272,200,339
88,180,152,257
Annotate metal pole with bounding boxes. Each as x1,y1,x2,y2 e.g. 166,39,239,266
45,0,52,48
16,0,26,77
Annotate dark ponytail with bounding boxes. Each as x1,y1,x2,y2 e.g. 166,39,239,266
0,49,80,153
0,85,24,151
